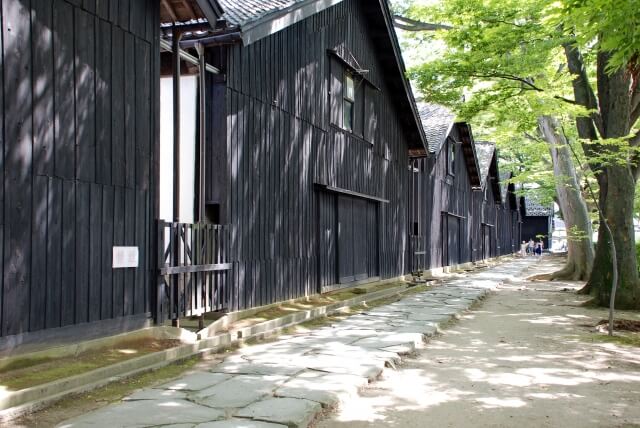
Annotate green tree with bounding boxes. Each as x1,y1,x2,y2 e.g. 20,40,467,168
397,0,596,281
558,0,640,308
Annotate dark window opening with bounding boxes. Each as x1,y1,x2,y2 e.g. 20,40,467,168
448,140,456,176
413,221,419,236
206,203,222,224
343,73,355,132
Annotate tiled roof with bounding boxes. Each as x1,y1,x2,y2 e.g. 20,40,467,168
418,103,456,154
475,141,495,186
218,0,308,27
524,197,553,217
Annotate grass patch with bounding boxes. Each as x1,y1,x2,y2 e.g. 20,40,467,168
1,338,182,391
0,356,54,374
588,333,640,347
11,356,201,428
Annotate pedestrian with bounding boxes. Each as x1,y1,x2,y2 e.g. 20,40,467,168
535,242,542,256
520,241,527,257
527,238,535,256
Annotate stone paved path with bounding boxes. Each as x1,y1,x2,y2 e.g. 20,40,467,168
60,258,535,428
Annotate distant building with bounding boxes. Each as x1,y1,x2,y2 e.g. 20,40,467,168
407,104,481,271
520,197,554,249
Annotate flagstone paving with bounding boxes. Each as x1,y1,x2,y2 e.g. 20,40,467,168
60,258,535,428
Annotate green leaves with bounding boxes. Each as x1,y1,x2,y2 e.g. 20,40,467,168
560,0,640,73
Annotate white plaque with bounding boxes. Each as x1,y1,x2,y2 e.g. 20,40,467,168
112,246,139,268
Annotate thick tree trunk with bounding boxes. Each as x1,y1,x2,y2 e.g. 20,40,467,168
585,54,640,308
588,165,639,308
538,116,594,281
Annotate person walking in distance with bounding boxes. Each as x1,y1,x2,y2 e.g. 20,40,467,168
527,238,535,256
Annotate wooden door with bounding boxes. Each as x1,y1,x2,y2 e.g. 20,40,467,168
338,196,355,283
337,195,377,284
482,225,491,260
352,198,368,281
447,215,460,265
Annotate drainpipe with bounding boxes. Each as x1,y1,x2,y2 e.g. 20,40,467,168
172,27,182,329
172,27,182,224
196,42,206,223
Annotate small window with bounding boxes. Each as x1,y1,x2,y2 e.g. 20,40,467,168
448,140,456,175
343,73,355,131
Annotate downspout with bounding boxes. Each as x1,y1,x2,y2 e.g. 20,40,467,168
196,42,206,223
172,27,182,224
172,26,182,328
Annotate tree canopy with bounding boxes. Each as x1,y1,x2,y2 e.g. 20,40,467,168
396,0,640,308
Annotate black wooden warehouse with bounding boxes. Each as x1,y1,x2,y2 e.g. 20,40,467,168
0,0,228,347
0,0,163,348
408,103,482,272
496,171,522,256
1,0,429,346
200,0,428,309
520,196,553,249
473,141,506,261
1,0,524,348
475,144,521,259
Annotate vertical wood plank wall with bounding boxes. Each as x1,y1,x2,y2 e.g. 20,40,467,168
0,0,159,340
412,125,474,269
212,0,414,311
411,132,522,269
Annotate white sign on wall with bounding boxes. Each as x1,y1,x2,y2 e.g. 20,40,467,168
113,246,139,269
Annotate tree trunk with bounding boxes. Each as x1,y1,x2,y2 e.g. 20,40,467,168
538,116,594,280
588,165,639,308
585,53,640,308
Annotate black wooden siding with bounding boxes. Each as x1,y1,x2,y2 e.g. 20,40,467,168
410,125,474,270
476,177,520,259
1,0,159,340
206,0,414,311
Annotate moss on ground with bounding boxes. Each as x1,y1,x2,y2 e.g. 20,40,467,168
0,356,54,373
11,356,202,428
231,281,407,329
1,338,181,391
587,332,640,347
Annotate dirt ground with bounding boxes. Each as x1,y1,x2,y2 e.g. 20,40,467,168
316,257,640,428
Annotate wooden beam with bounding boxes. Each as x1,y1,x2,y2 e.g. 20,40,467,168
179,0,197,19
160,263,232,275
162,0,178,22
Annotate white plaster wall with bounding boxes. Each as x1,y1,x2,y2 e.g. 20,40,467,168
159,76,197,223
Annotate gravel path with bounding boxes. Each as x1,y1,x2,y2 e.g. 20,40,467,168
316,256,640,428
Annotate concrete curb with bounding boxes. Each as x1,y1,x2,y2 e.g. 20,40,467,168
0,278,438,421
196,275,409,339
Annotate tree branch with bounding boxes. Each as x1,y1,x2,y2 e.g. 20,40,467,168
630,86,640,127
468,72,545,91
629,129,640,180
554,96,578,105
393,15,452,32
563,40,604,138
